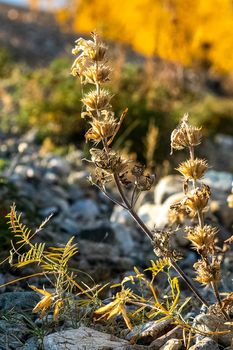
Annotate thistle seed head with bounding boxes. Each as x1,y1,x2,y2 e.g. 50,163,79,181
185,225,218,254
170,113,202,153
183,184,210,214
176,158,208,181
194,259,221,285
81,89,112,111
131,164,155,191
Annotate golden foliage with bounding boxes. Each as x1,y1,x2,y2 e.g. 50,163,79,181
58,0,233,72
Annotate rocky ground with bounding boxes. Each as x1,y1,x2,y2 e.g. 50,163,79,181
0,130,232,349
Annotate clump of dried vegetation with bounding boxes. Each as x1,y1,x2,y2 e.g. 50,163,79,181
0,32,232,347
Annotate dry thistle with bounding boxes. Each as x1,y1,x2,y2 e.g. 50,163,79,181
194,259,221,286
171,114,230,320
170,113,202,154
72,32,211,309
185,225,218,255
176,158,208,181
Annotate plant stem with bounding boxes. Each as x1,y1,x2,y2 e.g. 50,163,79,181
113,172,209,307
211,281,229,320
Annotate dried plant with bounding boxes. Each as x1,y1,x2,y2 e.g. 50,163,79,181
0,204,103,321
71,32,211,309
170,114,231,320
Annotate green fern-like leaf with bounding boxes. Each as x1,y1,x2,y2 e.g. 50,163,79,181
15,242,45,267
6,204,32,245
145,258,171,277
42,237,78,271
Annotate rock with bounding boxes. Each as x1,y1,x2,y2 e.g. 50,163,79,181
154,175,183,205
0,291,39,311
111,206,134,227
193,313,233,347
204,170,233,192
43,326,130,350
0,274,6,293
159,338,182,350
21,337,39,350
188,337,219,350
46,156,71,177
149,326,182,350
60,217,79,235
111,223,138,256
70,198,100,220
202,134,233,172
138,192,184,230
126,319,173,344
67,170,90,187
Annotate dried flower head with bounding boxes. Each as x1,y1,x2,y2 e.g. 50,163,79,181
71,33,107,79
83,64,111,84
153,228,180,259
85,115,117,144
170,114,202,154
131,164,155,191
176,158,208,180
185,225,218,254
183,184,210,214
81,89,112,112
194,259,221,285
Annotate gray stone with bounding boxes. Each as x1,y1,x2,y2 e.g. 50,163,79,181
111,206,134,227
67,170,90,187
46,156,71,177
43,326,129,350
188,337,219,350
60,217,79,235
154,175,183,205
149,326,182,350
70,198,100,220
126,319,173,344
21,337,39,350
111,223,137,255
204,170,233,192
138,192,184,230
0,292,39,311
159,339,182,350
0,274,6,293
193,313,233,347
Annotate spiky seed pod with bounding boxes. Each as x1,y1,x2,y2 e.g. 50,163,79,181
72,34,107,62
92,168,113,187
90,148,120,171
85,120,118,144
176,158,208,180
83,64,111,84
81,89,112,111
136,173,155,191
185,225,218,254
183,184,210,214
194,259,221,285
131,164,145,178
170,114,202,153
153,229,181,259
